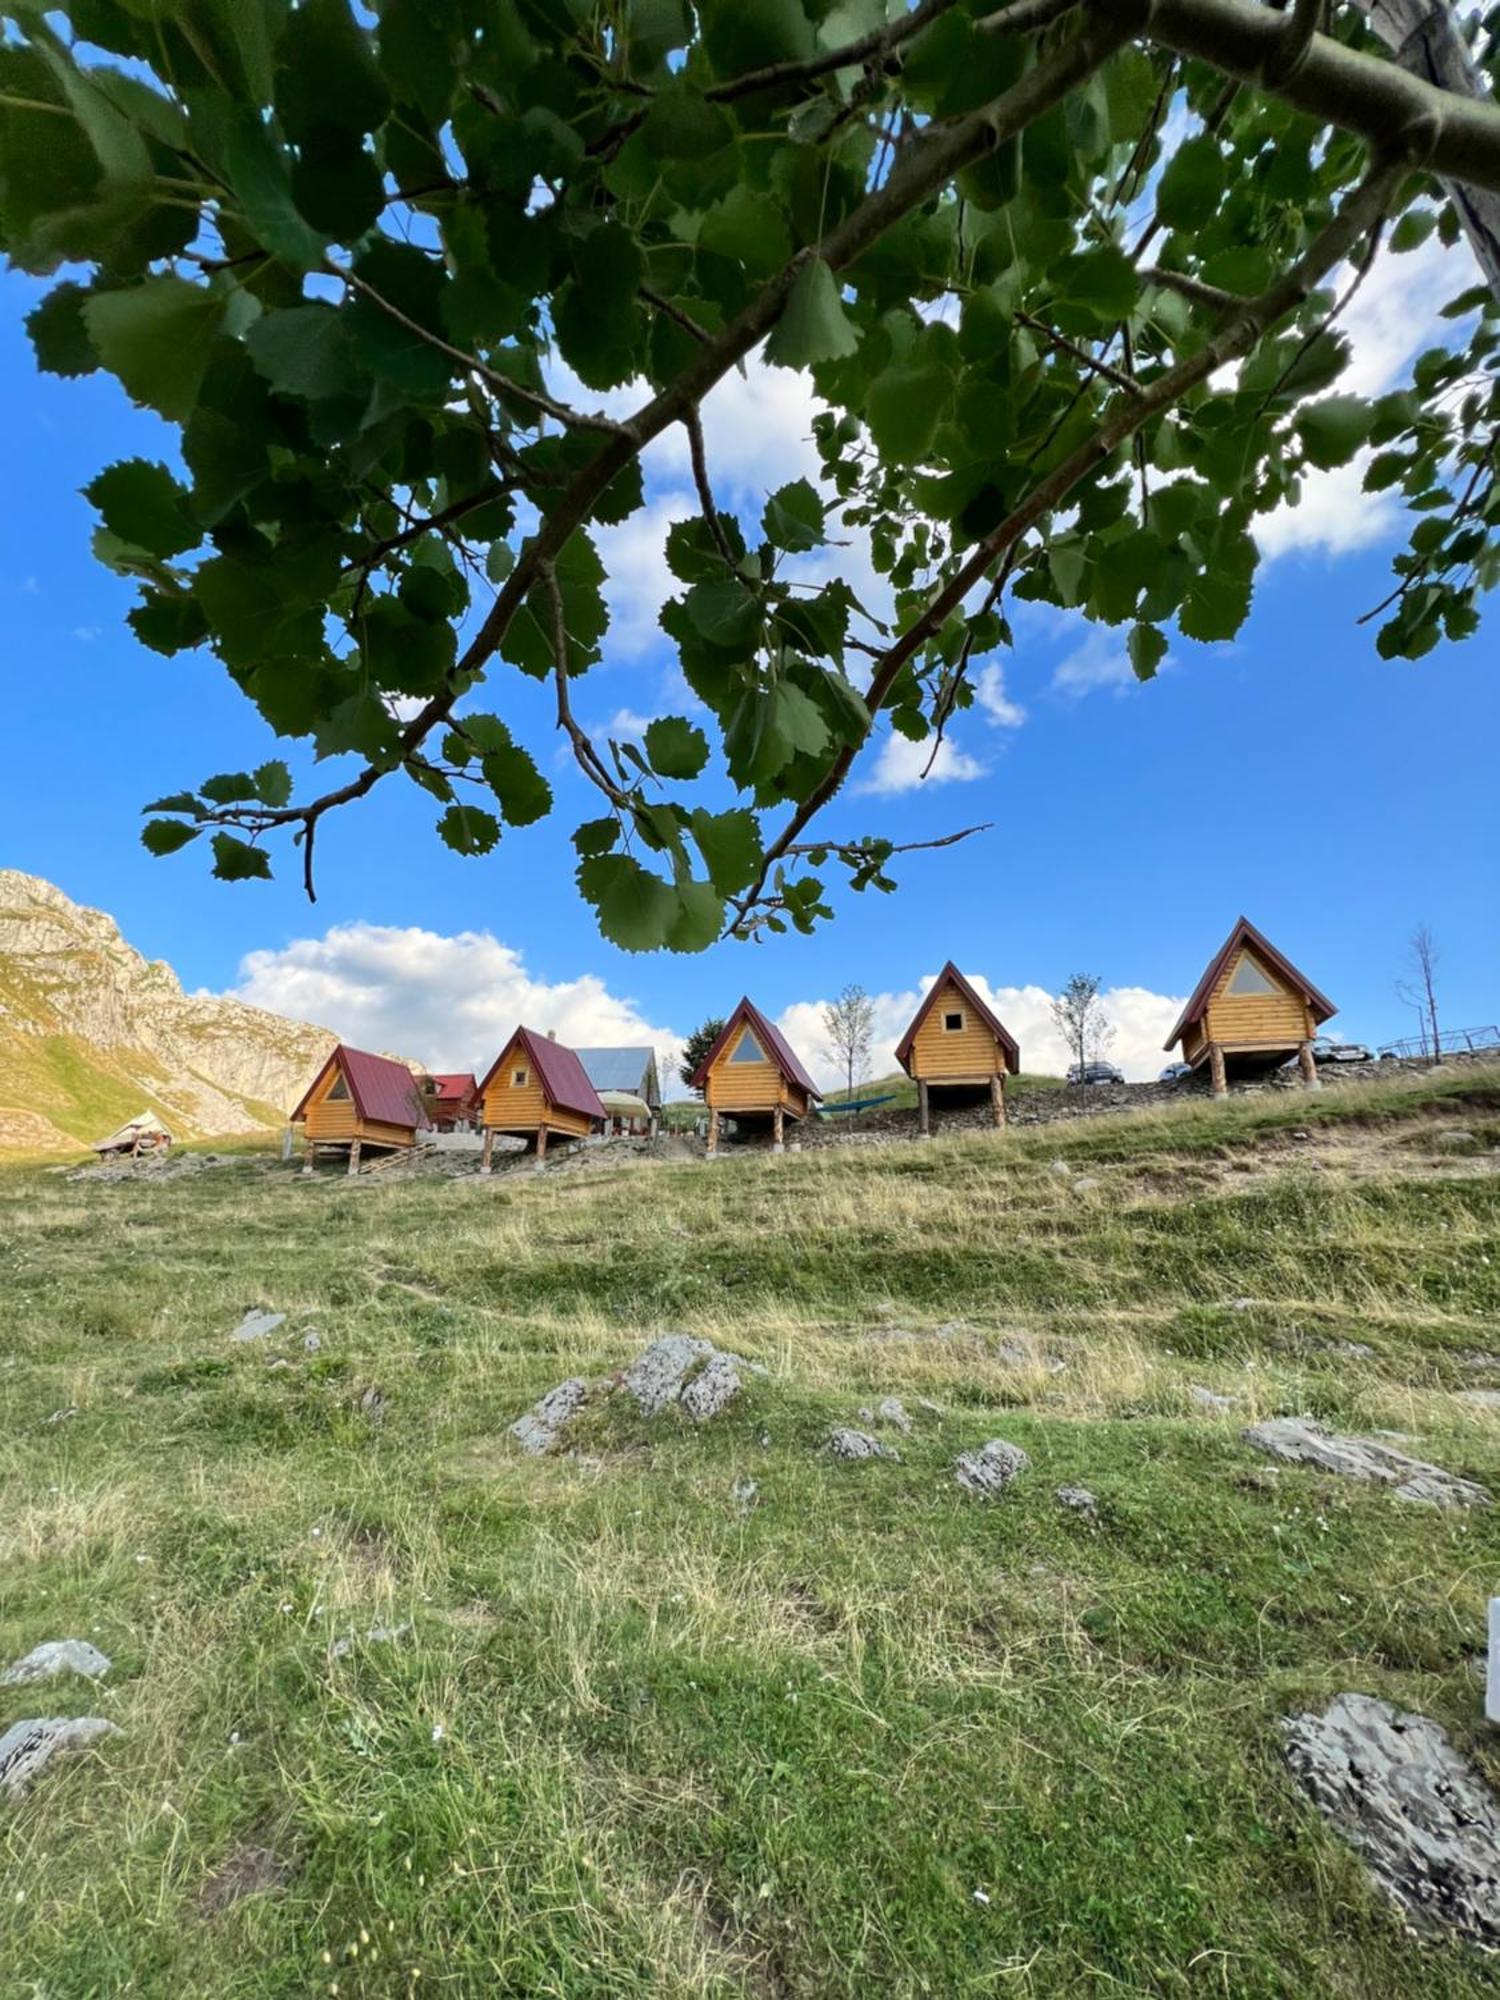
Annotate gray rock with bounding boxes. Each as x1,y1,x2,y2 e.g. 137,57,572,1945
876,1396,912,1434
1190,1384,1238,1414
1283,1692,1500,1946
1431,1127,1479,1150
231,1308,285,1344
0,1716,119,1795
302,1330,321,1354
510,1376,588,1454
1072,1176,1100,1194
1243,1417,1491,1508
1,1639,111,1686
954,1439,1030,1498
681,1351,742,1422
623,1334,714,1416
730,1477,759,1512
1054,1484,1099,1519
827,1427,899,1463
1456,1390,1500,1410
1049,1159,1071,1178
330,1620,412,1660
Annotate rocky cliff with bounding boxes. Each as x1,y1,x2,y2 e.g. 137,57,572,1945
0,871,336,1151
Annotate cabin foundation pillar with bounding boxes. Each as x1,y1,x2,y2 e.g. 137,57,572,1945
535,1123,549,1170
301,1140,314,1177
1208,1042,1228,1099
706,1108,719,1157
346,1138,362,1177
918,1079,931,1138
991,1072,1007,1130
480,1128,494,1176
772,1104,784,1154
1297,1039,1322,1090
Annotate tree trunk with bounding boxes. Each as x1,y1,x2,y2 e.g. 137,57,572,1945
1360,0,1500,298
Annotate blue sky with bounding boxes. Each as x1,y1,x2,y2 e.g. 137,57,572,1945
2,235,1496,1085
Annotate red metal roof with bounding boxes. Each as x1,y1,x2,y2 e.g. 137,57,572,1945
688,998,822,1099
476,1029,608,1123
894,962,1021,1076
1163,916,1337,1051
425,1073,476,1102
291,1045,431,1129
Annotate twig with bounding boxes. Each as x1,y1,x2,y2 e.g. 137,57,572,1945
543,562,630,805
642,286,712,344
1016,309,1148,396
980,0,1078,34
682,405,748,576
705,0,961,102
1138,265,1244,311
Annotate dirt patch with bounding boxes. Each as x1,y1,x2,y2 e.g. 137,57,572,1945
198,1841,294,1916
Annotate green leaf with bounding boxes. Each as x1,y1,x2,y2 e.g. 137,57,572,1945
84,460,198,559
253,760,293,807
140,818,200,856
763,478,826,553
699,0,815,82
1296,395,1373,471
1156,134,1224,232
765,259,860,370
1052,246,1136,321
437,804,502,856
665,879,725,953
1390,210,1436,253
573,816,620,858
690,806,762,895
699,186,793,277
83,280,223,421
867,364,947,464
643,715,709,779
1127,623,1168,681
275,0,390,142
481,743,553,827
200,771,260,806
686,578,763,650
578,852,678,951
143,793,203,818
26,283,98,377
210,832,273,881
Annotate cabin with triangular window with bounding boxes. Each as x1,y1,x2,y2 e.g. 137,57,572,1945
291,1044,430,1174
895,962,1020,1134
475,1027,607,1169
689,998,821,1154
1164,916,1335,1095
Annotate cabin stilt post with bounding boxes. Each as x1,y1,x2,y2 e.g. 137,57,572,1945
480,1128,494,1176
991,1072,1007,1130
301,1142,314,1176
1208,1042,1228,1099
772,1103,784,1154
346,1138,362,1177
918,1079,930,1138
706,1107,719,1157
1297,1039,1321,1090
536,1123,549,1166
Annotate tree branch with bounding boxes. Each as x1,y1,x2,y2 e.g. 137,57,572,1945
1016,309,1148,396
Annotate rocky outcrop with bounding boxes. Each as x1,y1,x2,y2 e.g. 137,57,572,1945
1243,1418,1491,1508
0,1716,119,1795
954,1439,1030,1498
0,870,336,1149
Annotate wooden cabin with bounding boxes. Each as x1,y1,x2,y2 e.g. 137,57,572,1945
419,1071,477,1131
1164,916,1335,1095
291,1044,430,1174
688,998,821,1154
475,1028,607,1168
575,1047,662,1136
894,961,1020,1134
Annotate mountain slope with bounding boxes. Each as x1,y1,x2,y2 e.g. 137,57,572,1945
0,871,335,1151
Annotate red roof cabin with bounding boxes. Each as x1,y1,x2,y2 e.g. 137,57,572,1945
419,1071,477,1131
688,998,821,1154
291,1044,430,1175
1164,916,1335,1095
475,1028,607,1168
895,962,1021,1135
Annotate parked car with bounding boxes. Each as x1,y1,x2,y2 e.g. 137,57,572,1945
1159,1062,1193,1084
1307,1038,1376,1066
1067,1060,1125,1085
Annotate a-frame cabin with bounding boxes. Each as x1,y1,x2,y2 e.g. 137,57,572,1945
1164,916,1335,1095
895,961,1021,1134
689,998,821,1154
475,1027,607,1169
291,1044,430,1174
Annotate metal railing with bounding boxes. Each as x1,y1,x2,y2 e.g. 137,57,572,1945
1377,1025,1500,1059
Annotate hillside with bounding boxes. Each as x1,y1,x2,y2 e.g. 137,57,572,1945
3,1065,1499,1994
0,871,335,1151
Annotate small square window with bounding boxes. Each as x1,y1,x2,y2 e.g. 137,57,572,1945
513,1067,529,1087
943,1011,964,1032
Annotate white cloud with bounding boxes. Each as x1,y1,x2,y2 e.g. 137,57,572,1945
854,729,987,795
973,661,1025,728
777,973,1186,1088
222,922,683,1085
1052,628,1135,697
592,490,697,657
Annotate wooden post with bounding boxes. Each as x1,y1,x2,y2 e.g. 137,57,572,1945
347,1138,362,1177
1208,1042,1228,1099
707,1107,719,1157
301,1142,314,1177
991,1071,1007,1130
918,1078,930,1138
536,1122,549,1164
480,1128,494,1176
772,1102,785,1154
1297,1039,1322,1090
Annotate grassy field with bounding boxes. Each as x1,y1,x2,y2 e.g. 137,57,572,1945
3,1065,1500,1996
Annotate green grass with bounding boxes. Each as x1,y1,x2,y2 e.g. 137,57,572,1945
819,1068,1070,1110
3,1067,1500,1995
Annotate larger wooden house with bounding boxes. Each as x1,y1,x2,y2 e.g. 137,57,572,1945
291,1044,430,1173
689,998,821,1153
895,961,1020,1134
476,1028,607,1167
1164,916,1335,1094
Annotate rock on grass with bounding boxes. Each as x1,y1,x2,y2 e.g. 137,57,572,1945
1,1639,111,1686
0,1716,119,1796
827,1428,899,1462
1243,1417,1490,1508
954,1439,1029,1498
510,1377,589,1455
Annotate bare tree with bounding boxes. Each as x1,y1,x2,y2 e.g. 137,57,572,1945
1051,974,1114,1079
1397,924,1442,1060
823,984,876,1101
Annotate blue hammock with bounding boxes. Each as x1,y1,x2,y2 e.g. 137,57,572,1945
817,1094,899,1117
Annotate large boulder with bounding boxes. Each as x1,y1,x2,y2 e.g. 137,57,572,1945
623,1335,715,1416
0,1716,119,1796
1244,1417,1490,1508
510,1377,589,1455
827,1428,899,1462
1283,1693,1500,1946
1,1639,111,1686
954,1439,1030,1498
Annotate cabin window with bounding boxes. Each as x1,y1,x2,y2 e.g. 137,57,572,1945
729,1028,765,1064
328,1073,350,1101
1226,955,1279,998
943,1010,965,1033
513,1067,529,1087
